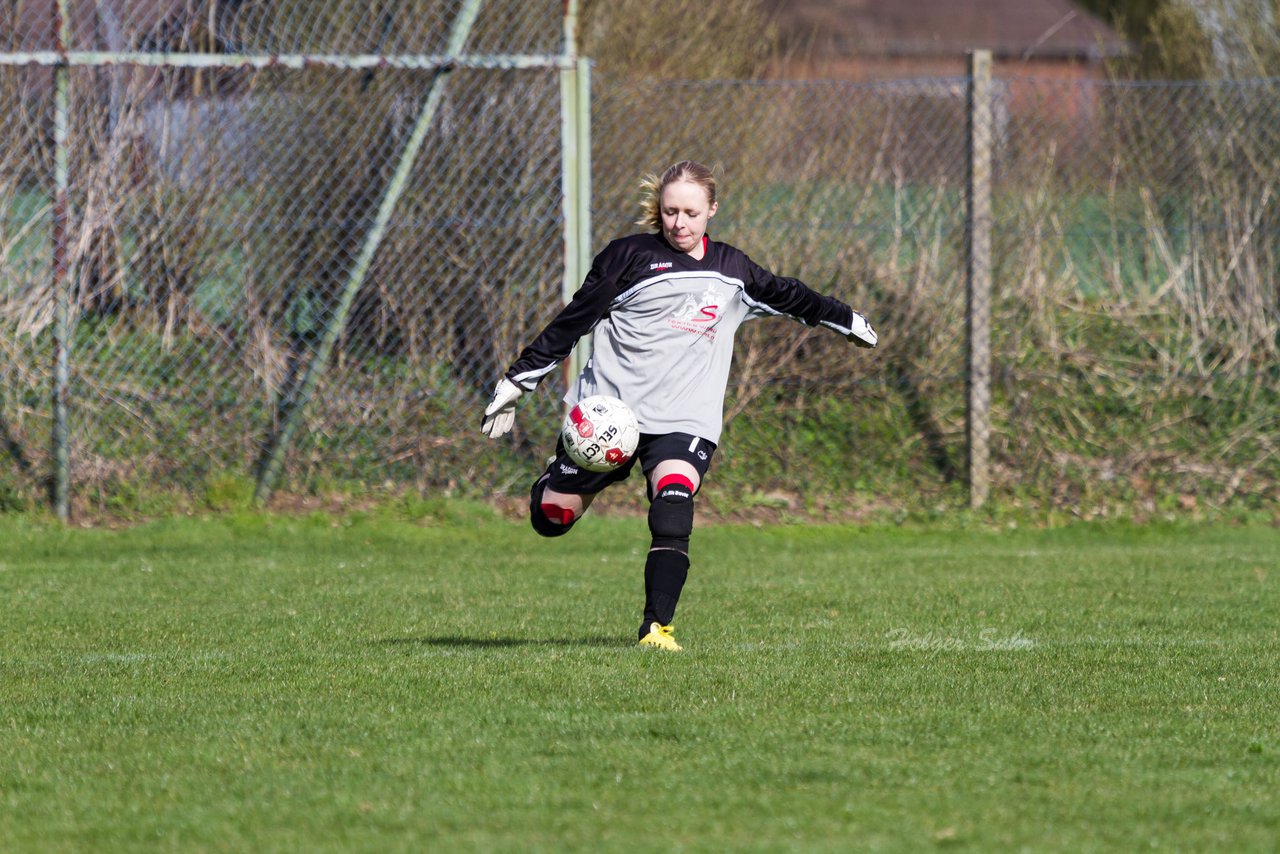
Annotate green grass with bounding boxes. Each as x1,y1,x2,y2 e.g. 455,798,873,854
1,515,1278,852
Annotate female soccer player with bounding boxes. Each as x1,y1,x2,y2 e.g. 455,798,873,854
481,160,877,651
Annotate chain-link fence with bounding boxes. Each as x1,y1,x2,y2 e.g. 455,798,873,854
989,77,1279,511
1,0,574,516
601,75,1280,514
591,74,1278,514
2,5,1277,518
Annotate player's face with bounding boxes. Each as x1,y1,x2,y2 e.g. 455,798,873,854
660,180,717,255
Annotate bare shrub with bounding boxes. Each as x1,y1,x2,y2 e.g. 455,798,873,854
579,0,780,79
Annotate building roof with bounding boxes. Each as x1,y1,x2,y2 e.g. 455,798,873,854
764,0,1130,61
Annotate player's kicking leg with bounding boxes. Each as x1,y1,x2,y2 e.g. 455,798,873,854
527,438,630,537
528,471,596,536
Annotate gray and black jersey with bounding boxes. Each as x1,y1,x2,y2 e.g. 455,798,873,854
505,232,867,445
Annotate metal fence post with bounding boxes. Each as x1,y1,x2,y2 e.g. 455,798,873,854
50,0,73,522
572,56,592,381
965,49,993,509
559,62,579,384
560,1,590,391
252,0,485,505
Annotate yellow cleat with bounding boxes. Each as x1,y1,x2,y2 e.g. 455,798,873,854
638,622,682,651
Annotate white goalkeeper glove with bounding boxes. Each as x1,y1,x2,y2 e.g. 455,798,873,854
481,378,525,438
847,310,878,348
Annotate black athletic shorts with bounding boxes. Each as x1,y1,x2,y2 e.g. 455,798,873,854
542,432,717,496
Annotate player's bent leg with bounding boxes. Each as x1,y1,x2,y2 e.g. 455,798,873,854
640,461,700,643
528,472,595,538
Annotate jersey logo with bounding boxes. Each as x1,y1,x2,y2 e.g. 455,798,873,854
650,261,673,271
672,284,721,322
667,283,724,340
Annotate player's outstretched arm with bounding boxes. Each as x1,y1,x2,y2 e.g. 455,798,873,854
737,251,878,348
480,377,525,438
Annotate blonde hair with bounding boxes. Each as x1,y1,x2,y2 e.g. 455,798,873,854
637,160,719,231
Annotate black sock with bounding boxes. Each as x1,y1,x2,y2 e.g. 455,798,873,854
641,548,690,636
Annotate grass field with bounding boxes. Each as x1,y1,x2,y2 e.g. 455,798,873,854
2,513,1277,852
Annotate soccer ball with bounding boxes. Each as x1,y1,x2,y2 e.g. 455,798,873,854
561,395,640,472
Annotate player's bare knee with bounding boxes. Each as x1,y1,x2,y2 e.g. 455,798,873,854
529,473,578,538
648,479,694,553
531,502,576,537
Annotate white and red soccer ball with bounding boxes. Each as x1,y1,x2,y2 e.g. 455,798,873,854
561,395,640,472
